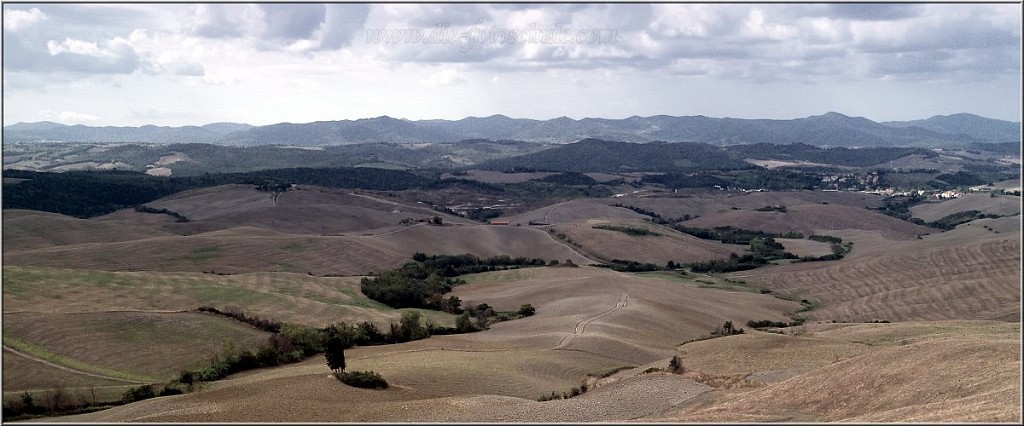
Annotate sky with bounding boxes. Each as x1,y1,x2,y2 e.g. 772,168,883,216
2,2,1021,126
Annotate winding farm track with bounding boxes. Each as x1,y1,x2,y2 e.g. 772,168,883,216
1,345,149,384
555,294,629,350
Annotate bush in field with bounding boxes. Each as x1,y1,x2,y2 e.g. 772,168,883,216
337,371,389,389
518,304,536,317
121,385,156,404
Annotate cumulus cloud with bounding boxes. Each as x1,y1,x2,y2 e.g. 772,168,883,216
4,7,47,31
420,68,468,88
41,36,142,74
316,3,371,50
261,3,326,41
188,4,264,38
38,109,99,123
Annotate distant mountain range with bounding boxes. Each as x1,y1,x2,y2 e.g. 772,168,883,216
3,112,1019,148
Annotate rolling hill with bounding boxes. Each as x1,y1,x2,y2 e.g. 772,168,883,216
6,112,1016,147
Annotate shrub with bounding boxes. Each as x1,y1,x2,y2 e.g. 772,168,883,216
668,355,684,373
121,385,157,404
518,304,536,317
158,386,184,397
337,371,389,389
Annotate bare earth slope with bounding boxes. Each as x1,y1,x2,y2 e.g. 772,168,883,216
726,217,1021,322
910,192,1021,222
683,203,934,240
47,266,800,422
661,321,1021,422
138,184,476,235
3,223,589,275
2,210,177,252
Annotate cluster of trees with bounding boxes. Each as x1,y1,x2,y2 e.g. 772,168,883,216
361,253,548,310
673,225,802,245
746,319,805,329
928,210,1003,230
808,234,843,244
873,193,927,221
536,171,598,186
336,371,389,389
642,168,821,191
134,205,189,222
592,224,661,236
197,305,281,333
185,323,326,382
610,203,697,224
597,259,661,273
0,167,452,218
537,382,589,401
689,253,770,273
479,139,754,174
754,205,787,212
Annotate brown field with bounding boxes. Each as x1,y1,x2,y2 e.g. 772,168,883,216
683,203,934,240
3,222,588,275
4,185,1019,423
910,192,1022,222
45,266,802,422
3,312,270,381
1,266,457,329
133,184,476,235
502,198,647,225
775,238,835,257
604,190,886,219
2,210,178,252
546,220,737,264
660,321,1021,422
44,297,1020,423
726,220,1021,322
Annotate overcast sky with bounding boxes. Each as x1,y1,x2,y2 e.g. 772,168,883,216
3,2,1021,126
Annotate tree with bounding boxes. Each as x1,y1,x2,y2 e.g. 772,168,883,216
518,304,536,317
324,336,346,373
431,215,443,225
669,355,684,373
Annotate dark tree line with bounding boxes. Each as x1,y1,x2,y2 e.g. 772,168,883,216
360,253,548,310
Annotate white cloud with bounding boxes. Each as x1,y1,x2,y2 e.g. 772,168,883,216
420,68,468,88
4,7,47,31
38,109,99,123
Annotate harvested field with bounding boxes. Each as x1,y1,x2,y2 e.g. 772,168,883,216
2,347,131,392
47,266,800,422
49,320,1020,423
682,203,933,240
776,238,834,258
661,321,1021,422
0,266,442,328
2,210,177,252
503,198,648,225
2,311,270,381
547,221,737,264
3,223,587,275
726,224,1021,322
606,190,886,219
141,184,474,235
910,192,1022,222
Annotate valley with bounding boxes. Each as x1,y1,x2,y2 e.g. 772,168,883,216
2,142,1020,421
2,117,1021,423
